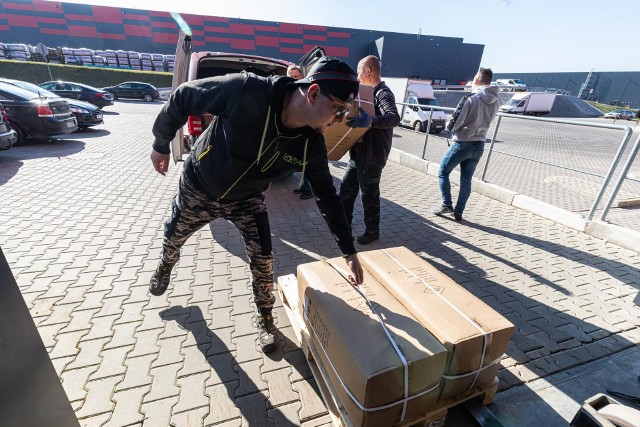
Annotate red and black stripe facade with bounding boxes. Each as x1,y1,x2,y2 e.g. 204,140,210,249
0,0,485,83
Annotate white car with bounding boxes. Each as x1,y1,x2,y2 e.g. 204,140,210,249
603,109,635,120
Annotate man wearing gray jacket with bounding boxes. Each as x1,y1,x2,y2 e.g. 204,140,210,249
434,67,499,222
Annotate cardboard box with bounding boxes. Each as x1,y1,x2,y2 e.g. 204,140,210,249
323,84,375,161
358,247,515,401
297,257,448,427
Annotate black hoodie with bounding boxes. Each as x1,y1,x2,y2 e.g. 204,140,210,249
152,71,356,255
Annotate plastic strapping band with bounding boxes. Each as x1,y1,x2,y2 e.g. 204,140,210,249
382,249,489,390
326,262,410,421
440,356,502,380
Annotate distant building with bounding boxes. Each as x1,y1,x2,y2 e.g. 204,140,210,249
0,0,483,85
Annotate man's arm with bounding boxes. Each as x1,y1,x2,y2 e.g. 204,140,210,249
447,95,472,133
371,86,400,128
303,140,363,283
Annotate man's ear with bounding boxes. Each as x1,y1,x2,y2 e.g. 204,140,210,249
307,84,321,102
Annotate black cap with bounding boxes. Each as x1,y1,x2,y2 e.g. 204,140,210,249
295,57,359,103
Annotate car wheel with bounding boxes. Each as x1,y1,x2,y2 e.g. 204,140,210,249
10,122,26,145
144,94,153,102
413,121,423,132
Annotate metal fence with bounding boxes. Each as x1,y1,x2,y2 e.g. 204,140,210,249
396,101,639,226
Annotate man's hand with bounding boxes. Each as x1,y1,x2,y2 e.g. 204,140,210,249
150,149,171,176
346,107,372,129
344,253,364,285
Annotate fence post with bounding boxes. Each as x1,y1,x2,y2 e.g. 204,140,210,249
598,133,640,221
586,126,633,220
421,107,434,159
481,115,502,181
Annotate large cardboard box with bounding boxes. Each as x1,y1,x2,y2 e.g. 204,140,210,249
358,247,515,401
297,257,448,427
323,84,375,161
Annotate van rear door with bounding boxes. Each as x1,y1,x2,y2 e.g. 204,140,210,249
170,30,192,163
297,46,326,76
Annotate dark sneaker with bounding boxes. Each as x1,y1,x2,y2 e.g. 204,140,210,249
256,308,277,353
356,232,379,245
454,212,463,222
149,260,175,296
299,189,313,199
434,205,454,217
293,188,301,194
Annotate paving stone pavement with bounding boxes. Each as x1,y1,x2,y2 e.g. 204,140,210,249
0,101,639,426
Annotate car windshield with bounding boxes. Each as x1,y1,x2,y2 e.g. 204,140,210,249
513,79,525,85
506,98,521,106
6,80,58,98
417,97,440,109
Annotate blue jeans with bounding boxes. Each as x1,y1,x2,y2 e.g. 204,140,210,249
438,142,485,215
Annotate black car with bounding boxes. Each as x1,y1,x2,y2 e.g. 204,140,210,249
0,102,17,150
0,82,77,145
39,80,114,109
102,81,159,102
1,79,103,129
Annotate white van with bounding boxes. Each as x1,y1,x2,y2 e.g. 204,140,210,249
385,78,447,133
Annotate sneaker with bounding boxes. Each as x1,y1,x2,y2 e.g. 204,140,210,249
299,189,313,199
293,188,301,194
149,260,175,296
434,205,454,217
454,212,463,222
356,232,379,245
256,308,277,353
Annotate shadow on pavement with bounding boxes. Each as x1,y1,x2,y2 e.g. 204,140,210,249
0,138,85,186
160,168,639,426
160,305,301,426
72,128,111,138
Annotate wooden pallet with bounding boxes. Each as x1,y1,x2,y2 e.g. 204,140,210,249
276,274,499,427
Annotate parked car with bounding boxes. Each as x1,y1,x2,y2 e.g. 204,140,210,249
0,81,77,145
1,79,103,129
0,102,18,150
603,109,635,120
39,80,114,109
101,81,160,102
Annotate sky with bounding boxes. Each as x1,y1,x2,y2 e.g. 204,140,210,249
49,0,637,73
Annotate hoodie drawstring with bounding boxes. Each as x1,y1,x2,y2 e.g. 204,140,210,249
299,139,308,188
257,106,271,165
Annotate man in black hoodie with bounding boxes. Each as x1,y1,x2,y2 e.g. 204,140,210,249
149,57,364,353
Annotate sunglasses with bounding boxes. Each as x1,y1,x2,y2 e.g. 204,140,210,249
322,93,351,118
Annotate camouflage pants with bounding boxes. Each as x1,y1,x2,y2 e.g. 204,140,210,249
339,160,383,235
162,174,275,310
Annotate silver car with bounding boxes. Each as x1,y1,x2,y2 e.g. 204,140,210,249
604,109,635,120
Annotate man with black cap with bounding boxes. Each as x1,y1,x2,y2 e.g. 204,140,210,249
149,57,364,353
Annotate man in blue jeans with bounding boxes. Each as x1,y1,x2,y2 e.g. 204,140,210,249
434,67,499,222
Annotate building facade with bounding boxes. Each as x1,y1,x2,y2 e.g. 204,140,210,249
0,0,483,85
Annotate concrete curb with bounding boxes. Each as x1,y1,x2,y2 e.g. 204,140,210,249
389,147,640,254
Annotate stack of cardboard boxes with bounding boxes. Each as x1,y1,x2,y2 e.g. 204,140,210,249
296,246,514,426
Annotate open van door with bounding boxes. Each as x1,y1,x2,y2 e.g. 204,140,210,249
297,46,326,77
170,30,192,163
